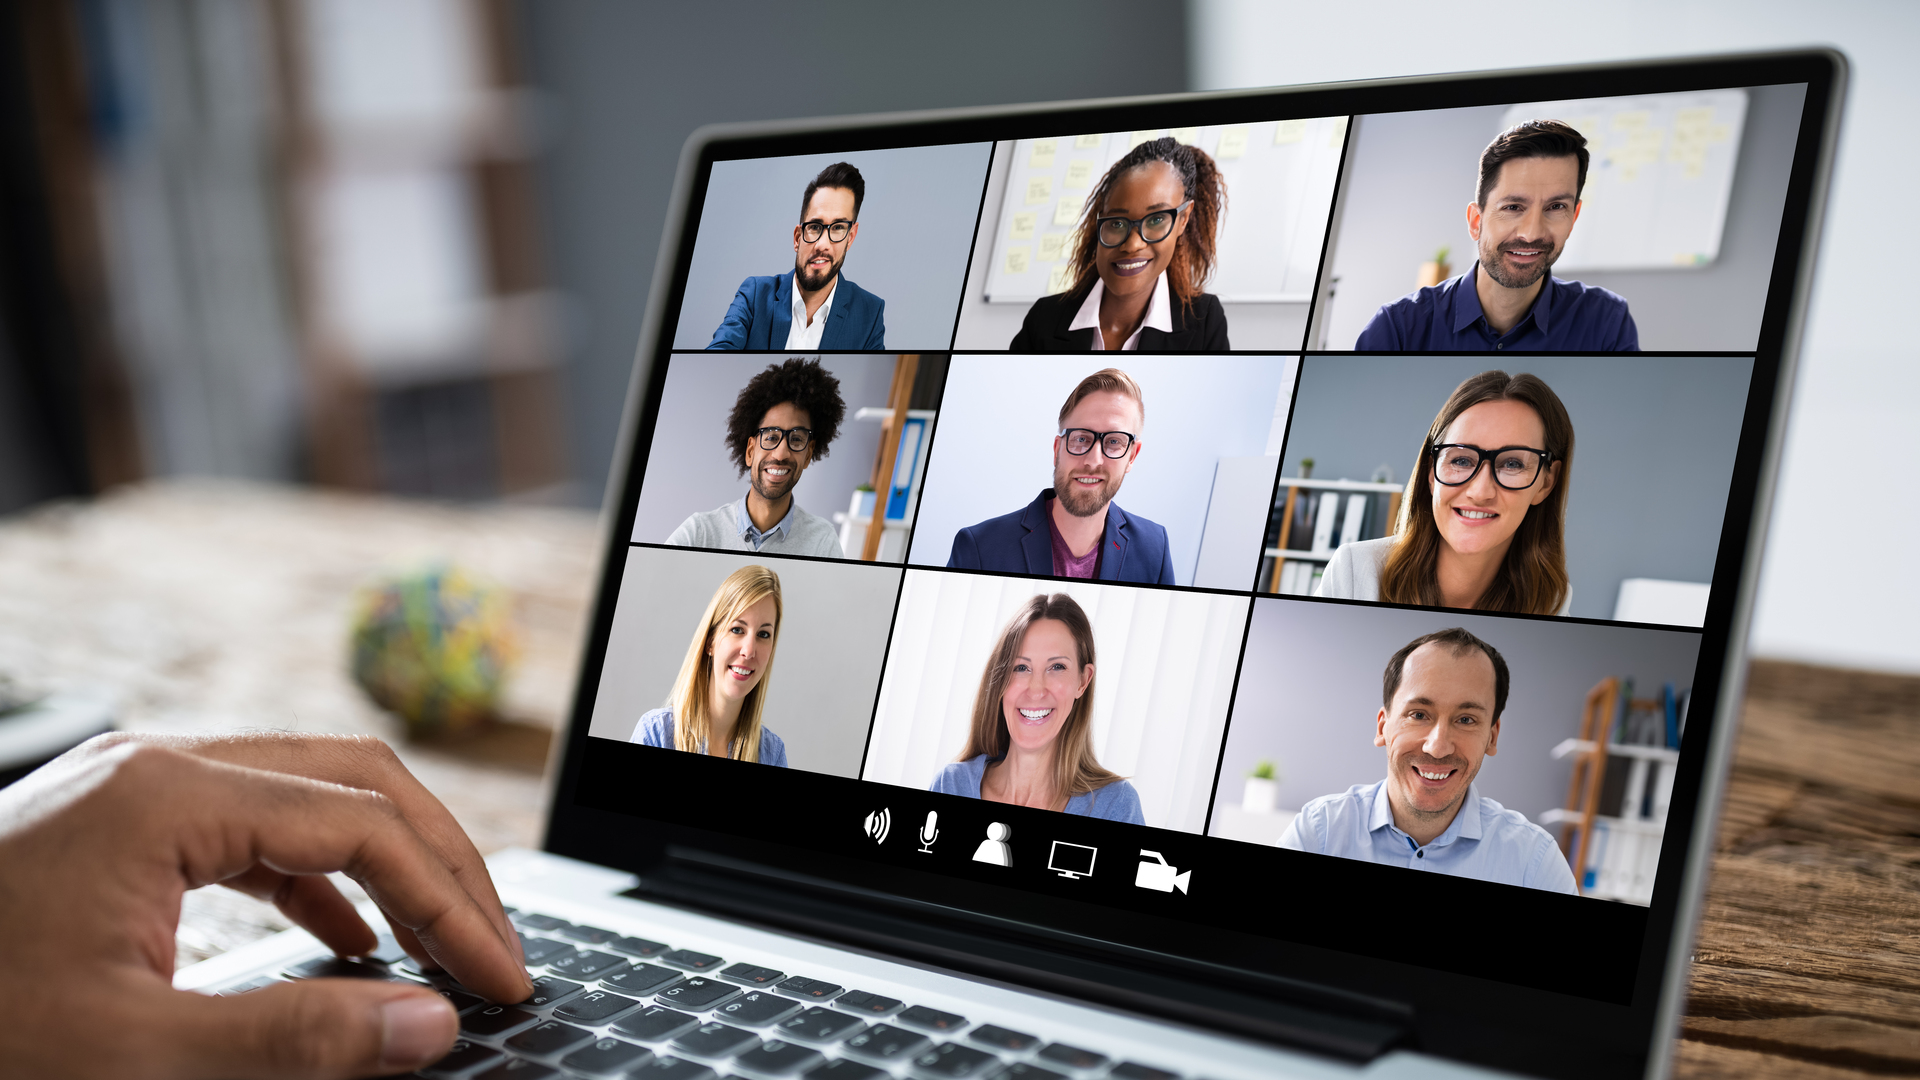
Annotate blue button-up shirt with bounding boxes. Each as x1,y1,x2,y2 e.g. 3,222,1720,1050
733,496,795,551
1279,779,1578,894
1355,264,1638,352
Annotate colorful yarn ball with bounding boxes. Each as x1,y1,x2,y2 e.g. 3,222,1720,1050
349,565,517,738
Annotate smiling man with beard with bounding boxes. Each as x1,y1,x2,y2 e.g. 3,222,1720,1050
1279,627,1577,894
707,162,887,351
1355,120,1638,352
667,358,847,558
947,368,1175,585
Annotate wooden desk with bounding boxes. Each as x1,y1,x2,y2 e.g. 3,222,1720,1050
1,482,1911,1076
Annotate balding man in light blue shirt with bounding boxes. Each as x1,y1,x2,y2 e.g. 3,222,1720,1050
1279,627,1577,895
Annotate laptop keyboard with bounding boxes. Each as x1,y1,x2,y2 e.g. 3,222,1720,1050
219,905,1193,1080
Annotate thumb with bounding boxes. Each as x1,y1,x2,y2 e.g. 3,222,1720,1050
159,979,457,1079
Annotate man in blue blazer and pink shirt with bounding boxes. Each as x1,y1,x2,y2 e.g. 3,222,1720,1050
708,162,887,351
948,368,1176,585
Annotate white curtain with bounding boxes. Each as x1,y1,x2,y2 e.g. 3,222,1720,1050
863,572,1248,833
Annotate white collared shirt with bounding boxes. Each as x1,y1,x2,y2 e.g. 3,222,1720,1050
785,274,838,350
1066,271,1173,351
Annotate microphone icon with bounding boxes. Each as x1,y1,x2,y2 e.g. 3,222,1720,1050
918,811,939,853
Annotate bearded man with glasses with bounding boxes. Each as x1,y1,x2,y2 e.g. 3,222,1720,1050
707,162,888,351
668,358,849,558
948,368,1176,584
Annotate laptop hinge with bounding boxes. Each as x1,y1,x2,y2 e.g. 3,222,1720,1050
625,847,1412,1063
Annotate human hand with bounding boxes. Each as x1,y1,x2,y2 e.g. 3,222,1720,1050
0,733,535,1079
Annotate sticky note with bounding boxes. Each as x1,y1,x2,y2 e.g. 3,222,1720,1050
1030,139,1057,170
1075,133,1104,150
1064,159,1093,189
1674,106,1714,127
1009,212,1036,242
1037,233,1065,262
1708,123,1732,143
1171,126,1200,146
1216,126,1249,160
1025,175,1052,205
1327,116,1349,148
1054,196,1082,228
1612,110,1651,130
1129,130,1161,150
1047,264,1073,294
1272,119,1307,145
1567,115,1602,139
1004,247,1030,275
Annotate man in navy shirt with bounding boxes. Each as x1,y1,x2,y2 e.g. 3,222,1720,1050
1356,120,1638,353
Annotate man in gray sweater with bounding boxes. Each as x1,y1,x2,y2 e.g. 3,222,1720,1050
667,357,848,558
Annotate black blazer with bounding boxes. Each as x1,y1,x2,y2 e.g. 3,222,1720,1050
1008,286,1231,352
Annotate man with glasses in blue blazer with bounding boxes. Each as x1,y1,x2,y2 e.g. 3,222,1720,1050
707,163,887,351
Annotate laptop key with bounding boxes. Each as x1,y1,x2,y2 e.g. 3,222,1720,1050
833,990,903,1017
525,975,584,1008
721,962,785,986
655,976,740,1010
431,986,485,1014
549,949,627,980
775,1006,866,1045
733,1038,825,1076
1002,1066,1067,1080
1109,1065,1178,1080
513,913,571,932
461,1005,540,1038
661,949,724,972
774,976,843,1002
418,1039,503,1078
613,1005,701,1043
560,1036,652,1076
969,1024,1038,1053
366,933,412,965
610,936,671,958
285,956,407,982
715,990,802,1027
896,1005,967,1034
604,964,683,995
473,1060,561,1080
912,1042,1003,1079
506,1019,595,1057
840,1023,931,1063
804,1062,887,1080
671,1020,758,1059
559,924,620,946
518,936,576,965
630,1056,718,1080
554,989,641,1025
1037,1044,1107,1071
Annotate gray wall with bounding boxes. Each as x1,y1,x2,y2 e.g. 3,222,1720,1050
952,141,1310,351
516,0,1189,506
1313,83,1805,352
586,546,902,777
631,354,899,545
1214,600,1701,829
1280,355,1753,620
671,145,992,351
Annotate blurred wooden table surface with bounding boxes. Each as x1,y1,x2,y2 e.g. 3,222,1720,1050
0,480,1913,1077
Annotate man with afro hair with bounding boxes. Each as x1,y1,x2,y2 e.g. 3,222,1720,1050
668,358,849,557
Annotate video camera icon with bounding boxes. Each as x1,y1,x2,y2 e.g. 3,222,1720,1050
1134,850,1190,894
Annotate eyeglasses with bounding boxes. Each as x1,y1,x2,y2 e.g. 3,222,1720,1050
756,426,814,452
1059,428,1137,458
1430,443,1553,490
1095,200,1192,248
799,219,854,244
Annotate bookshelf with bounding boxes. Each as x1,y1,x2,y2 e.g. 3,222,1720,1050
1261,477,1404,594
1543,677,1685,905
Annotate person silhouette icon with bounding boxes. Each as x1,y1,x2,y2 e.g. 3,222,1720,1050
972,822,1012,866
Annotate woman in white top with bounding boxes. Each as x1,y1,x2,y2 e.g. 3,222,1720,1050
1319,371,1574,616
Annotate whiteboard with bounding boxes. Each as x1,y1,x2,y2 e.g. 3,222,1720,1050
981,118,1347,304
1499,90,1748,271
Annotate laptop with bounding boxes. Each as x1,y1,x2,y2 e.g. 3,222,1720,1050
178,49,1846,1080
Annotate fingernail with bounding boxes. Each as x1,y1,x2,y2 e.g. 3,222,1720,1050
380,996,453,1068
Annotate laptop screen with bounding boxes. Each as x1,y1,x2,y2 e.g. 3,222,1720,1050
547,52,1840,1076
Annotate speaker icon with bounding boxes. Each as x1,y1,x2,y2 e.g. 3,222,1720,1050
863,808,891,845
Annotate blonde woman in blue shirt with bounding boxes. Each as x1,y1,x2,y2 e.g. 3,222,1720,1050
631,564,789,766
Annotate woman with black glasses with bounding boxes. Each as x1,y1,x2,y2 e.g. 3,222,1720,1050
1010,137,1229,352
1318,371,1574,615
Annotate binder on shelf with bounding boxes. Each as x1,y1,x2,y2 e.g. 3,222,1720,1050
1310,491,1340,552
1337,493,1367,548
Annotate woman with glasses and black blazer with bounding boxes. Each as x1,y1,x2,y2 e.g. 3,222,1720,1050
1318,371,1575,616
1009,138,1230,353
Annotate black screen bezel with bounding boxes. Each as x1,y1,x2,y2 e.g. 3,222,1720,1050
541,50,1844,1079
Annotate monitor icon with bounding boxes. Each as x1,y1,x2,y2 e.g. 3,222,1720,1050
1047,841,1098,880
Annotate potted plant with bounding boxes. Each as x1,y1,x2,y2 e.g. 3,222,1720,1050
1416,245,1451,288
1242,760,1279,812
